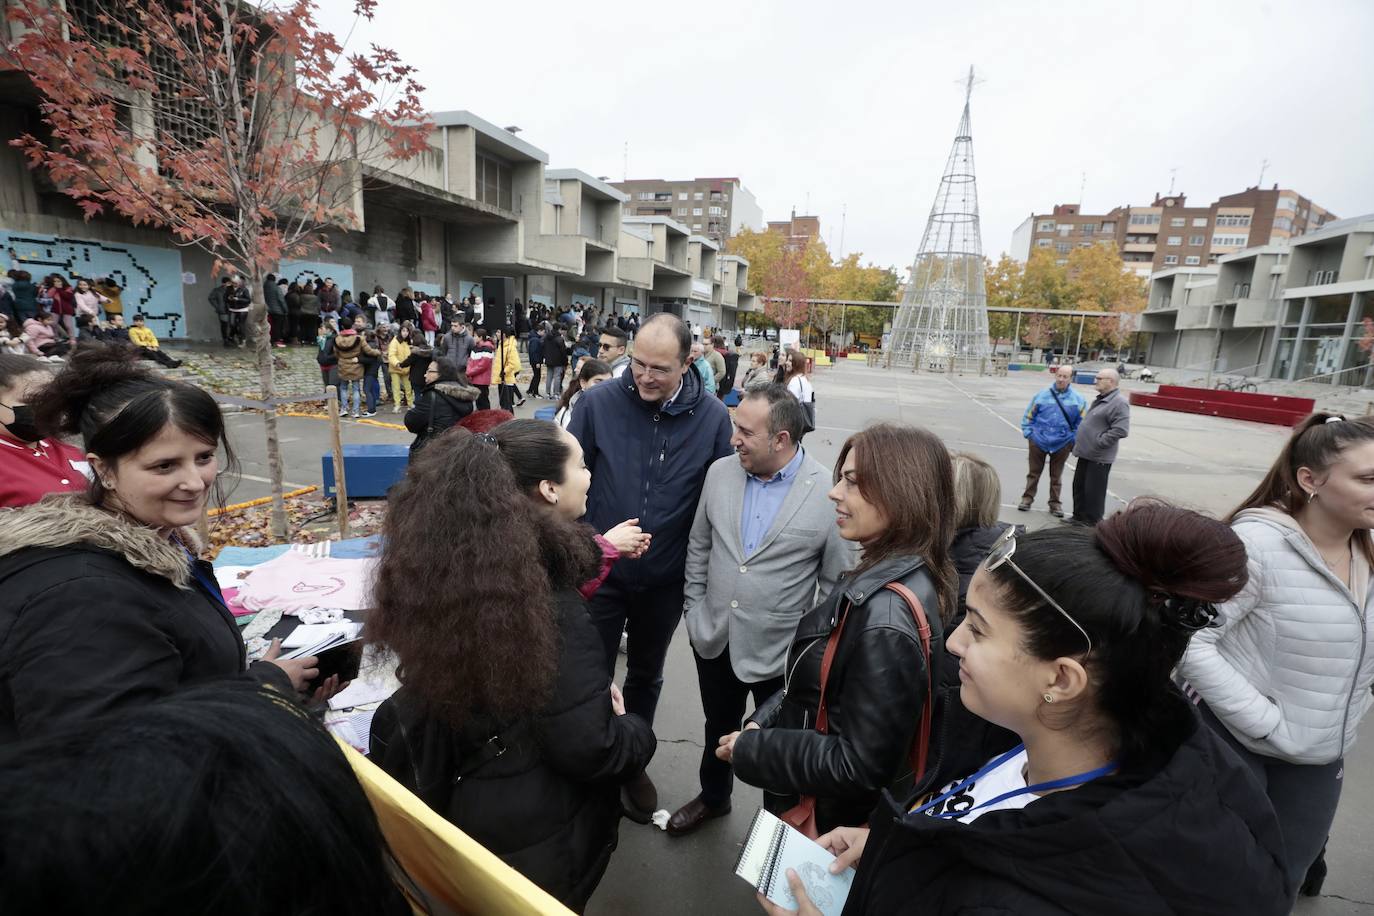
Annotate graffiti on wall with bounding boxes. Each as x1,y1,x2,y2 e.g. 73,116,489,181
278,259,355,295
2,230,185,337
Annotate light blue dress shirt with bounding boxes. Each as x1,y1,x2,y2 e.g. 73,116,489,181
740,447,807,556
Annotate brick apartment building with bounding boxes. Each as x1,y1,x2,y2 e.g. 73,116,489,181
766,210,821,250
1010,185,1337,275
610,177,764,245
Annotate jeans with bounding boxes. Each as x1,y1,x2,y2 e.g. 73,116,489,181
1022,441,1072,508
694,647,784,808
1199,704,1343,896
344,380,363,416
1071,456,1112,524
545,365,565,399
364,373,380,413
586,579,685,727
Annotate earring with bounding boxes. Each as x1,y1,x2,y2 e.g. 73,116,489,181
1308,491,1317,503
1043,693,1054,704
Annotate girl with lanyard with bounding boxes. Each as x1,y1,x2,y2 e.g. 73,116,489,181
760,500,1290,916
0,347,334,741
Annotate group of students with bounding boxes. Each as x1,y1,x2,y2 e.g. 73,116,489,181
0,336,1369,914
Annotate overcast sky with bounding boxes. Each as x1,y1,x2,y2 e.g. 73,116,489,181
320,0,1374,271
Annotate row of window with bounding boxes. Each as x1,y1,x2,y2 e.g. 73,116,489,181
1162,235,1209,246
1162,255,1202,266
1215,215,1251,227
1213,235,1249,247
636,190,729,203
675,207,728,218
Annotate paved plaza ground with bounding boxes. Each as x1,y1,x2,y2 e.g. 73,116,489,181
214,357,1373,914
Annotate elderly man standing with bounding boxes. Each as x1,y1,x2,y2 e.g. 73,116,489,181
1018,365,1086,517
569,312,734,822
1070,367,1131,525
668,384,855,836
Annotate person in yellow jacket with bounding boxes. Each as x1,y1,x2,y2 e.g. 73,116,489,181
387,326,414,413
493,327,525,410
127,314,159,349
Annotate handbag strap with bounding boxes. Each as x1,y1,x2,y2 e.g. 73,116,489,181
882,582,934,783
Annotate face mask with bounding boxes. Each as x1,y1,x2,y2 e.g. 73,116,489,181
0,403,42,443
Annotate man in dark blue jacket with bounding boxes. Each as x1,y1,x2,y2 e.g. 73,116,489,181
569,312,733,821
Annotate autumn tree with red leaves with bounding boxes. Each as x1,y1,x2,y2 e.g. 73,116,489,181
6,0,432,538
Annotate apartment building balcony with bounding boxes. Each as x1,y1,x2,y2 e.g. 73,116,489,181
1123,242,1157,254
1233,297,1282,327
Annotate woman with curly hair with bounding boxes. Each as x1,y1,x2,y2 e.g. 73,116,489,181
367,419,656,912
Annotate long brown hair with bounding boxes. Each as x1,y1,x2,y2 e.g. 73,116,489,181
366,425,600,727
1232,411,1374,564
837,423,958,624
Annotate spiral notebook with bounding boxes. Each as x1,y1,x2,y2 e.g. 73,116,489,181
734,808,854,916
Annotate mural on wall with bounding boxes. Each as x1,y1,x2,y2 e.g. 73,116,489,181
2,229,185,337
571,293,596,308
456,278,484,301
408,280,441,296
278,259,355,296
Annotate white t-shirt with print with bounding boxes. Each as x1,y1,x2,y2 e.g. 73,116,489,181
918,748,1033,823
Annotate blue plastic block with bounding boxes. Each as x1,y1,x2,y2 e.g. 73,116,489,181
321,443,410,499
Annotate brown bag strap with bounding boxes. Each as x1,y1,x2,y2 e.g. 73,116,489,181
882,582,934,783
812,600,852,736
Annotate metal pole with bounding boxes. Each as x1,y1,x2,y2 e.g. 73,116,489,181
326,385,349,538
1012,312,1021,359
1205,324,1222,389
1075,315,1085,363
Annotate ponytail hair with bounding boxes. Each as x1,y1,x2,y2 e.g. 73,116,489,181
1231,411,1374,563
986,498,1248,769
27,345,235,507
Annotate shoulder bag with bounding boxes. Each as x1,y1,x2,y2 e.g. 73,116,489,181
1049,387,1079,432
780,581,934,838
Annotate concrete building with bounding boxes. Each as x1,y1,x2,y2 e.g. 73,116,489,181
610,177,763,245
1140,214,1374,384
0,6,759,338
1009,186,1338,276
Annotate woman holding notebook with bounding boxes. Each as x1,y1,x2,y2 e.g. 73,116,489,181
758,501,1289,916
718,424,956,836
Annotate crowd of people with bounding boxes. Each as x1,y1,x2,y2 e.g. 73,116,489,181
0,309,1369,915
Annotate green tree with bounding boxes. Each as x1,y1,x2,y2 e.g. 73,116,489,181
984,254,1022,344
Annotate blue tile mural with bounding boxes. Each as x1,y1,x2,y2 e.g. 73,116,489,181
2,229,186,338
408,279,441,296
278,259,355,296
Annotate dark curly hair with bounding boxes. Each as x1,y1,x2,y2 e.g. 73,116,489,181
366,424,601,727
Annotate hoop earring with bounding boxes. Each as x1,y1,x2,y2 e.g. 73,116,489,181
1042,693,1054,704
1308,491,1317,503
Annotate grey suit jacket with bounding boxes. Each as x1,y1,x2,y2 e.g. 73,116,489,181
684,450,858,682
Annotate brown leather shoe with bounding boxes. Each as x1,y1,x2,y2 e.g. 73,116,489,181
666,797,732,837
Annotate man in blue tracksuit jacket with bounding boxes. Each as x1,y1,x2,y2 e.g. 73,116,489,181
1018,365,1086,517
569,312,734,821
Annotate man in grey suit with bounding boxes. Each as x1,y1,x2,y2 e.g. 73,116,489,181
667,384,856,836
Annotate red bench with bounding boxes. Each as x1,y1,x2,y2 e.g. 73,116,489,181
1129,385,1314,427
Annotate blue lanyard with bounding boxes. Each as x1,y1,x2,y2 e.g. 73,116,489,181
912,744,1118,819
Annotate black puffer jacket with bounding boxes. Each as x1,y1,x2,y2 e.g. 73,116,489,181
404,379,479,453
369,588,655,911
843,690,1290,915
0,495,293,741
732,554,943,833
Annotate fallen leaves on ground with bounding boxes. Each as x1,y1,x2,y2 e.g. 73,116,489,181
205,493,389,557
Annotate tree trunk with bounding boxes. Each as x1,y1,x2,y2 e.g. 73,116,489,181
248,264,289,542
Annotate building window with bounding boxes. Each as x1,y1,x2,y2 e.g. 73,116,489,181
1170,217,1186,227
692,207,703,216
1212,235,1248,247
1163,255,1179,265
1078,241,1092,247
1189,235,1204,246
1277,195,1298,212
1185,256,1201,265
693,191,703,200
1166,236,1182,246
1055,259,1068,266
1057,225,1072,236
1038,220,1055,232
676,208,686,216
476,153,513,210
708,206,722,216
637,192,654,201
1129,213,1160,226
1192,217,1208,227
693,223,702,230
1273,216,1293,232
1080,222,1098,234
1055,242,1071,254
1101,221,1116,232
1216,215,1252,227
678,192,688,200
1035,238,1052,248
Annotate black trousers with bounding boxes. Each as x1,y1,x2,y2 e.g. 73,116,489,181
586,579,685,728
694,647,783,808
1071,456,1113,524
498,383,518,411
526,365,542,396
475,385,491,411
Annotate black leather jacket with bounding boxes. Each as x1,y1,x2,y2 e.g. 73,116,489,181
732,554,943,833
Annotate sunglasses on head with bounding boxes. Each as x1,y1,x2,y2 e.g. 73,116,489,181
984,527,1092,655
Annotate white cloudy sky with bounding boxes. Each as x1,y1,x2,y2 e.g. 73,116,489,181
319,0,1374,271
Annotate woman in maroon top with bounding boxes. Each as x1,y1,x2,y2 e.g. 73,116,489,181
46,276,77,339
0,353,88,508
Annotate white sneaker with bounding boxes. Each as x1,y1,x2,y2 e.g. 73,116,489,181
392,404,400,413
